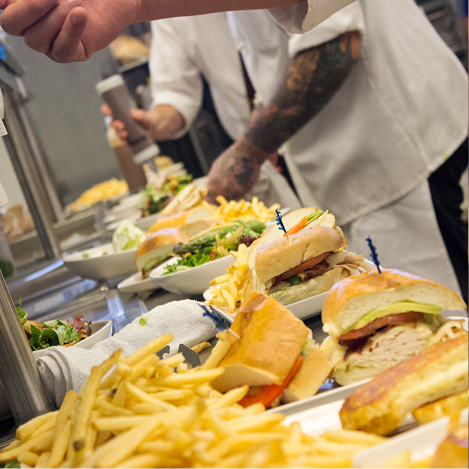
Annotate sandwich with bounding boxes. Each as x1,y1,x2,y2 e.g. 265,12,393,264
412,389,468,426
320,268,468,385
209,290,333,408
248,207,372,305
147,205,220,237
339,333,468,435
134,227,190,278
162,219,265,275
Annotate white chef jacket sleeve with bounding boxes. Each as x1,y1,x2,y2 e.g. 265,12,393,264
149,20,204,138
287,2,365,57
268,0,356,33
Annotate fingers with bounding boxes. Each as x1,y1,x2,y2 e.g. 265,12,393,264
131,109,150,126
0,0,58,36
47,6,87,62
101,104,112,117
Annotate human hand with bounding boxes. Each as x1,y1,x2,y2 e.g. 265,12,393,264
101,104,128,143
133,105,185,142
206,136,268,204
0,0,139,63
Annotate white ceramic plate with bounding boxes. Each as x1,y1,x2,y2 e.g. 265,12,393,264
134,212,162,231
203,289,327,323
32,320,113,358
150,255,236,296
63,243,138,280
118,271,160,294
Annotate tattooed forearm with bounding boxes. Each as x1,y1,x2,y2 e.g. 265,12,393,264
246,31,361,154
206,136,264,201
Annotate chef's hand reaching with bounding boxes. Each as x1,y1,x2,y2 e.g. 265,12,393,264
0,0,141,63
101,104,185,143
206,136,271,204
0,0,303,63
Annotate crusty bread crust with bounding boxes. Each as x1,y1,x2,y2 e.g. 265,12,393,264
412,389,468,425
135,228,189,271
254,226,344,287
282,346,333,403
322,269,467,338
339,334,469,435
211,291,310,393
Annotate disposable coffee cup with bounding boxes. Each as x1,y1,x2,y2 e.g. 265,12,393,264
96,75,159,164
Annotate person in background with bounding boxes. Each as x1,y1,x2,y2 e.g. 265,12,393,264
206,2,468,300
0,0,465,299
103,13,302,210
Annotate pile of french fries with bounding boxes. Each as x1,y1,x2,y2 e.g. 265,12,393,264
206,244,251,314
202,196,280,223
68,178,129,211
0,333,387,468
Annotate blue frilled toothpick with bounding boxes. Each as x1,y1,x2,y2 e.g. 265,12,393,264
275,209,289,238
366,236,381,273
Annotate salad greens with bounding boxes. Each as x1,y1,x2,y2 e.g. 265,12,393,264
163,219,265,275
112,220,146,252
162,174,193,194
17,302,89,351
139,185,170,217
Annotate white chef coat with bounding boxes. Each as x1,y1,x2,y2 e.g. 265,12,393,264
148,14,302,210
268,0,355,33
149,13,251,141
229,2,467,292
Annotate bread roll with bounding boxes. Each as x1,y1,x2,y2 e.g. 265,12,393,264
322,268,467,339
339,334,469,435
254,226,344,287
211,291,310,393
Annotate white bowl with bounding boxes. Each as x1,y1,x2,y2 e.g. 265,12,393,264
134,212,162,231
150,255,236,296
63,243,138,280
32,320,113,358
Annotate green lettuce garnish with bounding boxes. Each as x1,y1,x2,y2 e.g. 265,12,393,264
163,253,216,275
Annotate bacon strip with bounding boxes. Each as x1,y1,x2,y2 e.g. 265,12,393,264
271,252,329,286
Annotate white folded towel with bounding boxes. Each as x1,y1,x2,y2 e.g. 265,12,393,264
36,300,218,407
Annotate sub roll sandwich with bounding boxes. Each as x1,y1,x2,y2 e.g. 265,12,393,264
320,268,468,385
208,290,333,408
134,228,190,278
339,333,468,436
248,207,372,306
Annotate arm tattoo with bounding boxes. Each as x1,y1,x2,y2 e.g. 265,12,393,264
246,31,361,154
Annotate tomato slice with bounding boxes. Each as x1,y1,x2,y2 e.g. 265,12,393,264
238,355,304,408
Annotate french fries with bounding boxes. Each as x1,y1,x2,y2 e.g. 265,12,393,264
202,196,280,223
206,243,251,314
0,332,388,468
68,178,129,211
